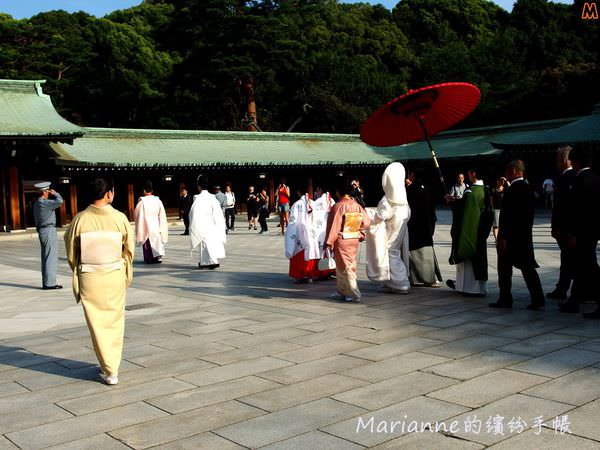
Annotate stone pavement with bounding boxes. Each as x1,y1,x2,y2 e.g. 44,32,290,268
0,209,599,449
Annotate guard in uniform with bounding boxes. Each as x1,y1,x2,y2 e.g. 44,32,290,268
33,182,63,289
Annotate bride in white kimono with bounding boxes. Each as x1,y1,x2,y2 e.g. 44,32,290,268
189,179,227,269
366,162,411,293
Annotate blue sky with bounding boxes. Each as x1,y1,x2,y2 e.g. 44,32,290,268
1,0,572,18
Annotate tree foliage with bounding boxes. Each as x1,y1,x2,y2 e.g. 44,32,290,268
0,0,597,131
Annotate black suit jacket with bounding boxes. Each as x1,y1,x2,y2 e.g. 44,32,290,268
498,179,538,269
179,194,193,215
569,169,600,242
551,168,575,234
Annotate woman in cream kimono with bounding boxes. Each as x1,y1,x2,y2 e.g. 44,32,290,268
134,181,168,264
324,179,371,302
189,177,227,269
366,163,411,294
64,178,134,385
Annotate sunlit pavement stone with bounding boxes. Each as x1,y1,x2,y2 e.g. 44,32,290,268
0,211,598,448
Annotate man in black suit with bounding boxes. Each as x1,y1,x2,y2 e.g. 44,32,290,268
559,147,600,318
547,146,576,301
490,160,545,310
178,187,193,235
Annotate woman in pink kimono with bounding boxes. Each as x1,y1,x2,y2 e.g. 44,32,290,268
324,179,371,302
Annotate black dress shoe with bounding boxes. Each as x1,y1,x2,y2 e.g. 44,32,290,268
489,301,512,309
446,279,456,290
208,264,220,270
559,302,579,313
583,307,600,319
42,285,63,290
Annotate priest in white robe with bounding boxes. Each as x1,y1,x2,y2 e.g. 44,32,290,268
189,176,226,269
366,162,411,294
134,181,168,264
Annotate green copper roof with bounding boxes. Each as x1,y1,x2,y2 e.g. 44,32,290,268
492,103,600,146
0,80,83,140
49,117,575,167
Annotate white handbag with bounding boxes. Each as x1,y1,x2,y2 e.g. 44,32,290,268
318,249,336,271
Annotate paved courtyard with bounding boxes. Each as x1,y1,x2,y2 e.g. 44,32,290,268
0,209,599,449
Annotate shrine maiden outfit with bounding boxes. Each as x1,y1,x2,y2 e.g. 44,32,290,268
64,204,134,378
366,163,411,293
285,194,320,280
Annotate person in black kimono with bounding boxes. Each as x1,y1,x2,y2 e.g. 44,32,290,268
547,147,576,301
560,147,600,318
490,160,545,310
406,170,441,287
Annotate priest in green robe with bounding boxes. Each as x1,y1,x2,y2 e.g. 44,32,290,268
446,169,493,296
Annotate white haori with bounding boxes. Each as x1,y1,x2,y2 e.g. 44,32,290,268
285,194,320,261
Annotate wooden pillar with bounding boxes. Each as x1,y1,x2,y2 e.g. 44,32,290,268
307,177,313,197
0,167,8,230
268,178,275,213
127,183,135,221
58,196,67,226
8,166,22,230
70,184,78,218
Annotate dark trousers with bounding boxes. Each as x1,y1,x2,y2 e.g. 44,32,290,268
498,252,544,305
570,237,600,305
259,209,268,231
555,237,575,294
142,240,161,264
225,208,236,230
183,213,190,234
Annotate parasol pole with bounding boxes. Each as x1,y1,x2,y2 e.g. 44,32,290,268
418,116,447,194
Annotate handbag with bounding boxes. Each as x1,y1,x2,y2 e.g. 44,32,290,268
318,249,336,271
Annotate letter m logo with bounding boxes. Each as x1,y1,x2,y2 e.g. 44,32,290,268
582,2,599,19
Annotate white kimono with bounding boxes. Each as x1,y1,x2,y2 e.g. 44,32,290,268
134,195,168,258
366,162,411,292
312,193,335,251
189,190,227,265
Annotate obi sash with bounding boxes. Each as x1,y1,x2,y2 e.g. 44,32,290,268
80,231,123,273
341,212,363,239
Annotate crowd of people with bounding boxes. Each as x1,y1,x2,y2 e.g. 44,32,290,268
28,145,599,385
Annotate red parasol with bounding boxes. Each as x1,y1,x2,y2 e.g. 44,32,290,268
360,82,480,191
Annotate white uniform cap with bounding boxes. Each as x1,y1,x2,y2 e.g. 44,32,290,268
34,181,51,191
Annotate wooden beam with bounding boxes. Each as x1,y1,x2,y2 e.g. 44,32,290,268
8,166,22,230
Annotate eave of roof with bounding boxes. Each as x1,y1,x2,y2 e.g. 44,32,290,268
0,79,84,141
